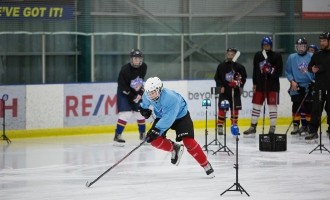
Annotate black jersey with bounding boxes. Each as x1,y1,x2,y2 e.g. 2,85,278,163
214,61,247,90
252,50,283,92
308,49,330,90
117,62,147,102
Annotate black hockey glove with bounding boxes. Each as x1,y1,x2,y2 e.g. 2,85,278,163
308,82,315,91
297,86,306,95
146,128,160,143
139,107,152,119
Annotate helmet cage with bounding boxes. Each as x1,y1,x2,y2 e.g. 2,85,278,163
129,49,143,68
295,37,308,55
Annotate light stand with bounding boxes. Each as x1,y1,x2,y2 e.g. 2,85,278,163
221,125,249,197
1,94,11,144
213,100,233,156
309,90,329,154
202,98,214,153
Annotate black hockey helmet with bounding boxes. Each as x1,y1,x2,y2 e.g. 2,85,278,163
129,49,143,68
295,37,308,55
226,48,237,53
296,37,307,45
319,32,330,40
130,49,143,57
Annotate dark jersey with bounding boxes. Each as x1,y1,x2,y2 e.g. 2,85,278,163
117,62,147,102
308,49,330,90
214,61,247,97
253,50,283,92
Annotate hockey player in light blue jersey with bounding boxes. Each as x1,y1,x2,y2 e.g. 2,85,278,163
139,77,214,177
285,37,314,135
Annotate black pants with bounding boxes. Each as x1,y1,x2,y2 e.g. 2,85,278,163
309,90,330,132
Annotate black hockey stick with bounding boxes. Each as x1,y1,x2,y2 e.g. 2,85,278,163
86,138,148,187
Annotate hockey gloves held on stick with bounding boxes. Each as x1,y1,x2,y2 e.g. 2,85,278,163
139,107,152,119
146,127,160,143
228,81,239,88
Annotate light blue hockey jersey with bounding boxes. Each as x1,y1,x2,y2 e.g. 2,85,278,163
140,88,188,135
285,53,314,95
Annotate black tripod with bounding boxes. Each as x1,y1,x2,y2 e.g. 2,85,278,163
213,104,233,156
202,99,214,153
206,87,224,148
309,90,329,154
221,132,249,196
1,94,11,144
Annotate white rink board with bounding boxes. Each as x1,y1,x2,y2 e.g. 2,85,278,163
2,78,294,130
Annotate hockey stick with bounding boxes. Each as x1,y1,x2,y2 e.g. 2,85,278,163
86,138,148,187
262,49,268,60
232,51,241,62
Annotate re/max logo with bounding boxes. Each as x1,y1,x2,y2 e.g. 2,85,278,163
0,99,18,118
66,95,116,117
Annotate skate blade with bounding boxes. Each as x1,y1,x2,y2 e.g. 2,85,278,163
113,142,125,147
207,173,215,178
243,134,256,138
305,139,318,144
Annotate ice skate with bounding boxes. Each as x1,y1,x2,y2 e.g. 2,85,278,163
171,142,184,166
297,126,308,136
290,124,299,135
113,133,126,146
268,126,276,134
305,132,318,144
218,126,224,135
203,162,215,178
139,132,146,141
243,124,256,137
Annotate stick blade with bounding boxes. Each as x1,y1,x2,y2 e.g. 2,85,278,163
86,181,91,188
262,49,268,60
232,51,240,62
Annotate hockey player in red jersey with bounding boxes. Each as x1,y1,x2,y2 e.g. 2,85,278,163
243,36,283,135
214,48,247,135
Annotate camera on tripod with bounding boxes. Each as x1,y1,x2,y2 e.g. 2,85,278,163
202,98,211,107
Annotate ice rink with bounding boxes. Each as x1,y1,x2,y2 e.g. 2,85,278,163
1,125,330,200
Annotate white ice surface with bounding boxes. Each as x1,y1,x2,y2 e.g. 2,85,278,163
1,125,330,200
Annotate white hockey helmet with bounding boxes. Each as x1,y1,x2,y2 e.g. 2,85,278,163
144,77,163,101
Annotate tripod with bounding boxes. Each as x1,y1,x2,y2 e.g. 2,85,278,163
202,99,214,153
221,129,249,196
206,87,224,148
213,105,233,156
309,90,329,154
1,94,11,144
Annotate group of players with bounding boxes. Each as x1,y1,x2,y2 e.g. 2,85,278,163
214,32,330,142
111,32,330,177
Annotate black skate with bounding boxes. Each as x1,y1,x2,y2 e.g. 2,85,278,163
297,126,308,136
139,132,146,141
290,124,299,135
305,132,318,144
268,126,276,134
203,162,215,178
171,142,184,166
218,126,224,135
243,124,256,137
114,133,125,146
